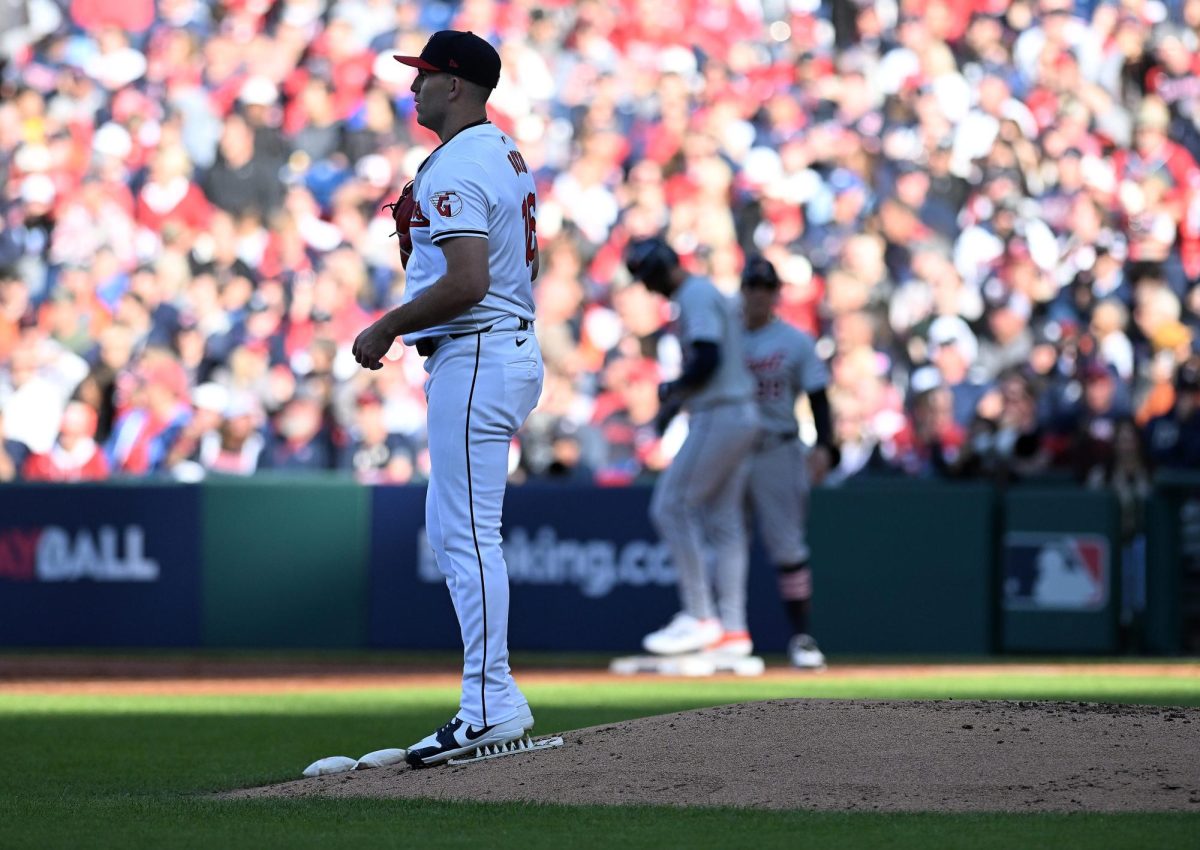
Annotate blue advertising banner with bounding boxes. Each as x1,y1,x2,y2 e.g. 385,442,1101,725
369,485,791,653
0,485,203,646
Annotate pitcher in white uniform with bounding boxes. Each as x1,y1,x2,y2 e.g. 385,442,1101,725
625,237,762,657
352,30,542,766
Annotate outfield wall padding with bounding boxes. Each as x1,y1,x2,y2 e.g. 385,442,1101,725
1144,472,1200,655
0,477,1187,653
807,481,997,654
201,477,369,648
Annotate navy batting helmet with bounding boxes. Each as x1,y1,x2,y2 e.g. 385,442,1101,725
624,237,679,295
741,255,780,290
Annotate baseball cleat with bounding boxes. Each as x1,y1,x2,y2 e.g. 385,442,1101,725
706,630,754,657
447,734,564,765
788,633,827,670
405,714,526,768
642,613,723,655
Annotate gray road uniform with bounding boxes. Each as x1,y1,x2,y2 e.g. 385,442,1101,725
742,318,830,568
650,276,761,632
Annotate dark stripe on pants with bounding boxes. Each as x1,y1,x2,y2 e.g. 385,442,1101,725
464,335,488,725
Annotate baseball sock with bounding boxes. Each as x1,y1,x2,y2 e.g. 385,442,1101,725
777,562,813,635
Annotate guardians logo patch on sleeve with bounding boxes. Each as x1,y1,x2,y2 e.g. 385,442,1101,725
430,191,462,217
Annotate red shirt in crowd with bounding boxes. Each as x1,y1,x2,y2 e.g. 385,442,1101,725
23,442,110,482
70,0,154,32
135,180,213,234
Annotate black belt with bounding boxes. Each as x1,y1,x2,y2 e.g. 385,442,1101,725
758,431,799,450
415,318,531,358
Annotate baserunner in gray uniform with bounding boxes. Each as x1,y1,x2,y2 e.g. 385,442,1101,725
741,256,839,669
625,237,761,656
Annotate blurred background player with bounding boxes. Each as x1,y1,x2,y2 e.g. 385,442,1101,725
625,237,761,657
741,256,839,669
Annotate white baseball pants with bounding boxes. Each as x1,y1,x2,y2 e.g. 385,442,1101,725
422,321,543,728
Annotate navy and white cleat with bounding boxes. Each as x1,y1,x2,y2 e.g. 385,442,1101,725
405,714,527,768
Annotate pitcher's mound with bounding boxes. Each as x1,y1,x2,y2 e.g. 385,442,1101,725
222,699,1200,812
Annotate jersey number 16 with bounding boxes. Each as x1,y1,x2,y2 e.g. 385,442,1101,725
521,192,537,267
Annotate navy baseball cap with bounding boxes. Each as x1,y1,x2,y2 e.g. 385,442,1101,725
394,30,501,89
742,255,781,290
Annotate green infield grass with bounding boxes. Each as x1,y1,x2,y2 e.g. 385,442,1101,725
0,662,1197,849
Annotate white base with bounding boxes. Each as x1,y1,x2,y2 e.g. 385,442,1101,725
302,755,358,777
609,653,766,677
447,735,564,765
354,747,408,770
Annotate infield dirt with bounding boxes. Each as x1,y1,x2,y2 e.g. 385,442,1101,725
223,699,1200,812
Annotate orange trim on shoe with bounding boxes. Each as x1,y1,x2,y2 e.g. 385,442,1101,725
706,630,752,650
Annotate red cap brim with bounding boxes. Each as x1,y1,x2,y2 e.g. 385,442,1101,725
393,55,440,72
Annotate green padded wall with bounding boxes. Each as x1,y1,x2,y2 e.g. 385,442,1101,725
202,477,370,647
808,481,997,654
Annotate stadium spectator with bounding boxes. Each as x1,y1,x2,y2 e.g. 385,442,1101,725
1086,414,1153,648
924,315,991,428
259,390,337,472
1144,356,1200,467
197,391,265,476
1,330,85,455
590,355,665,485
23,400,110,481
340,388,415,484
105,352,192,475
203,113,284,217
0,408,29,482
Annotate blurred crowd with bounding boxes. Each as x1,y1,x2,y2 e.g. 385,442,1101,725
0,0,1199,490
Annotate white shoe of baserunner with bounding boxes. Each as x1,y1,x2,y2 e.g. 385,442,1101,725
788,633,827,670
642,613,723,655
706,630,754,657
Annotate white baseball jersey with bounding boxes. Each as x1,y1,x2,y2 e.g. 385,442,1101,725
672,276,755,411
402,120,538,344
743,319,828,437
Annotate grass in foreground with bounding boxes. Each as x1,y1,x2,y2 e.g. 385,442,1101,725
0,667,1197,849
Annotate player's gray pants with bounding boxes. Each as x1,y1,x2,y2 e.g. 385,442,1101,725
747,436,811,565
650,401,760,631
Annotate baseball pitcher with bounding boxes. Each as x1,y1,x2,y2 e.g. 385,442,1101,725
353,30,541,766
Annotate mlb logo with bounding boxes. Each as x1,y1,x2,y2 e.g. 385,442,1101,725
1003,533,1109,612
